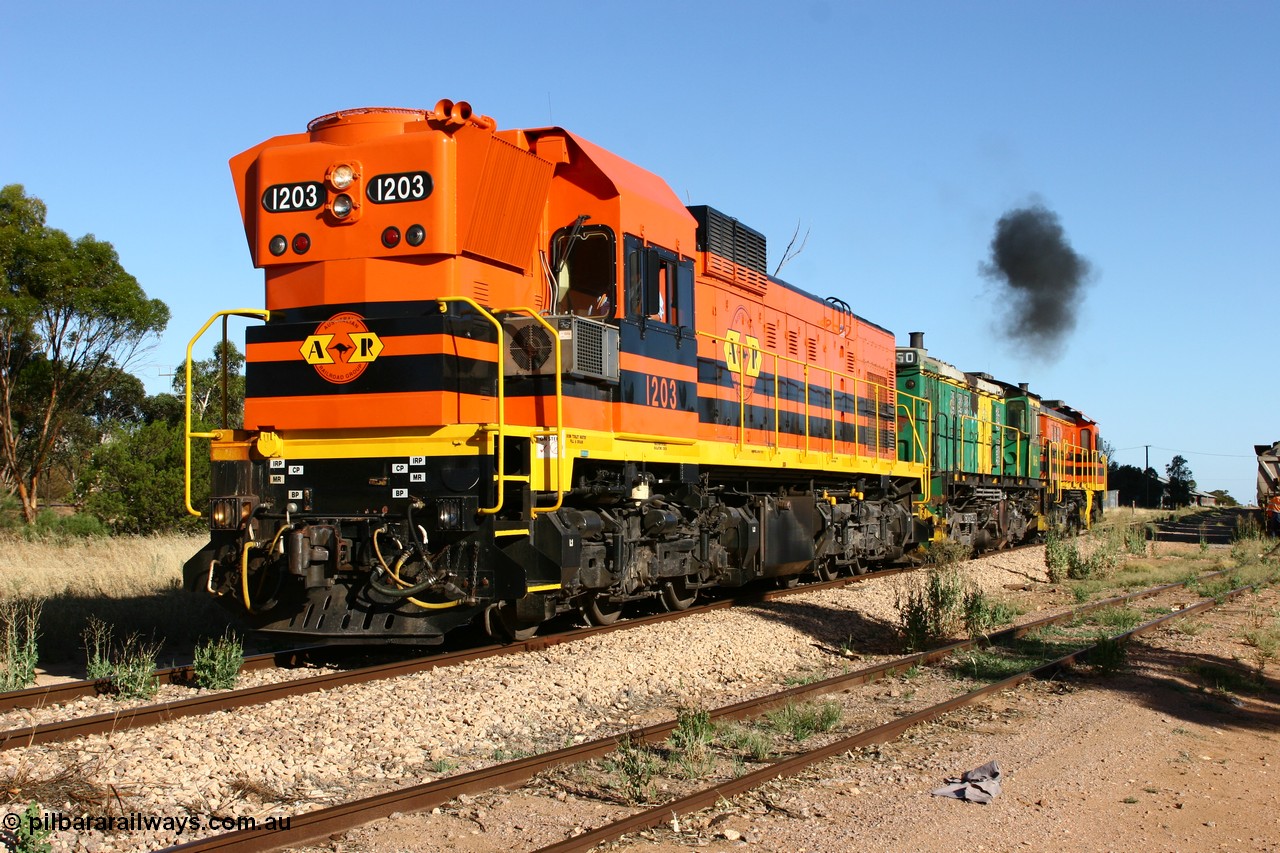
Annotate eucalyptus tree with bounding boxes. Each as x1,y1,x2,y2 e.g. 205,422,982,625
0,185,169,522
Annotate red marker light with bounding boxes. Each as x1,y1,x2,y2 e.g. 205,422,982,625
292,233,311,254
381,226,401,248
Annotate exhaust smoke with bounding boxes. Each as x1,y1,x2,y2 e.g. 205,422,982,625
981,204,1093,360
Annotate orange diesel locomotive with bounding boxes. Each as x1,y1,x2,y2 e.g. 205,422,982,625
182,102,927,643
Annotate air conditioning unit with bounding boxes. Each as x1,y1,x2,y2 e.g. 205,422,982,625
502,315,619,382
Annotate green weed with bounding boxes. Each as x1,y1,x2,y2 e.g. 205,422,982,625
1089,634,1128,675
922,537,971,566
192,631,243,690
717,724,774,762
79,617,161,699
1045,532,1073,583
896,567,965,651
607,737,661,803
763,701,842,742
669,706,716,754
962,587,1017,641
0,598,42,692
10,802,52,853
1089,606,1145,632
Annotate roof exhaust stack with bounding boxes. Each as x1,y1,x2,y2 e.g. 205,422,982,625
909,331,925,349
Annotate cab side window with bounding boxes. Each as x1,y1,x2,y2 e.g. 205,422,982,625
551,224,616,319
624,236,693,330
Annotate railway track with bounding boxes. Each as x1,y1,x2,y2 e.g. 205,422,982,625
0,566,912,751
0,647,319,714
160,566,1266,853
1148,506,1255,545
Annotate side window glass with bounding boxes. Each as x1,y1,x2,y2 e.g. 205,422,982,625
626,249,644,318
551,224,616,319
647,255,669,321
673,259,694,330
622,237,692,328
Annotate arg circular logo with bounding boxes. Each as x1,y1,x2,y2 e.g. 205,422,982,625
299,312,384,384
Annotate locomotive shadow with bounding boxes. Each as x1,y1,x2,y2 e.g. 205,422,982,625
736,596,905,656
34,587,257,668
1088,644,1280,734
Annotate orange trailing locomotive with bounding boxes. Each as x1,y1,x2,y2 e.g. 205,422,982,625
182,101,1106,644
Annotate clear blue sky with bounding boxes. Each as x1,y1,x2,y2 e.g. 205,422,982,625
4,1,1276,500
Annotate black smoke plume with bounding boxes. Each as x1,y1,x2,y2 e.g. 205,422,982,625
981,204,1093,360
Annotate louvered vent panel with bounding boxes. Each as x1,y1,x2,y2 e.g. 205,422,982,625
465,137,554,270
688,205,769,292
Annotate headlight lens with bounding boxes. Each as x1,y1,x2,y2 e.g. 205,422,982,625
209,497,254,530
330,164,354,190
332,194,353,218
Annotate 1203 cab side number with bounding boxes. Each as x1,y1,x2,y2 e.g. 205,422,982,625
646,376,678,409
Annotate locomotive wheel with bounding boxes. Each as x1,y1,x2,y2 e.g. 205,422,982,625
584,593,623,626
815,558,838,582
484,603,538,642
661,578,697,611
774,575,800,589
851,558,868,575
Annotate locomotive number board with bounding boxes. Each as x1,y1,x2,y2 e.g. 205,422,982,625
366,172,433,204
262,182,326,212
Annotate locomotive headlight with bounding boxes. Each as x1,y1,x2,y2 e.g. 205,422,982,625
438,500,460,528
209,497,256,531
332,194,354,219
330,164,355,190
406,224,425,246
268,235,288,256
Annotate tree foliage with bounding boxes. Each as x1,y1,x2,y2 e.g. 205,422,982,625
1165,455,1197,509
1207,489,1238,507
0,185,169,522
175,340,246,430
77,343,245,534
1108,462,1164,508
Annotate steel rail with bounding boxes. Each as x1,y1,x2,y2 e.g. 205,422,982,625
159,568,1248,853
532,579,1265,853
0,566,900,751
0,647,319,714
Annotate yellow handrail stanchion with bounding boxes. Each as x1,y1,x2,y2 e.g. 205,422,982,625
184,309,271,517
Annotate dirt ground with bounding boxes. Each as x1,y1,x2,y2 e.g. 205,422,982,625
325,584,1280,853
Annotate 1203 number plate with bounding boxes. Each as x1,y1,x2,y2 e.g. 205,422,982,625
261,182,326,212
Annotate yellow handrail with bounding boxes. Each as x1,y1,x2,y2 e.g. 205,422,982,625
184,309,271,517
696,328,900,465
505,306,565,516
895,391,932,506
435,297,507,516
435,298,565,517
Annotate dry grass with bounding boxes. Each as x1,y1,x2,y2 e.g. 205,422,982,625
0,533,242,665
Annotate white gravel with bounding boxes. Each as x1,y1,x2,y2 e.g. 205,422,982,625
0,548,1054,852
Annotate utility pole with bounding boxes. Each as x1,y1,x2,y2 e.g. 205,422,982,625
1144,444,1151,508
